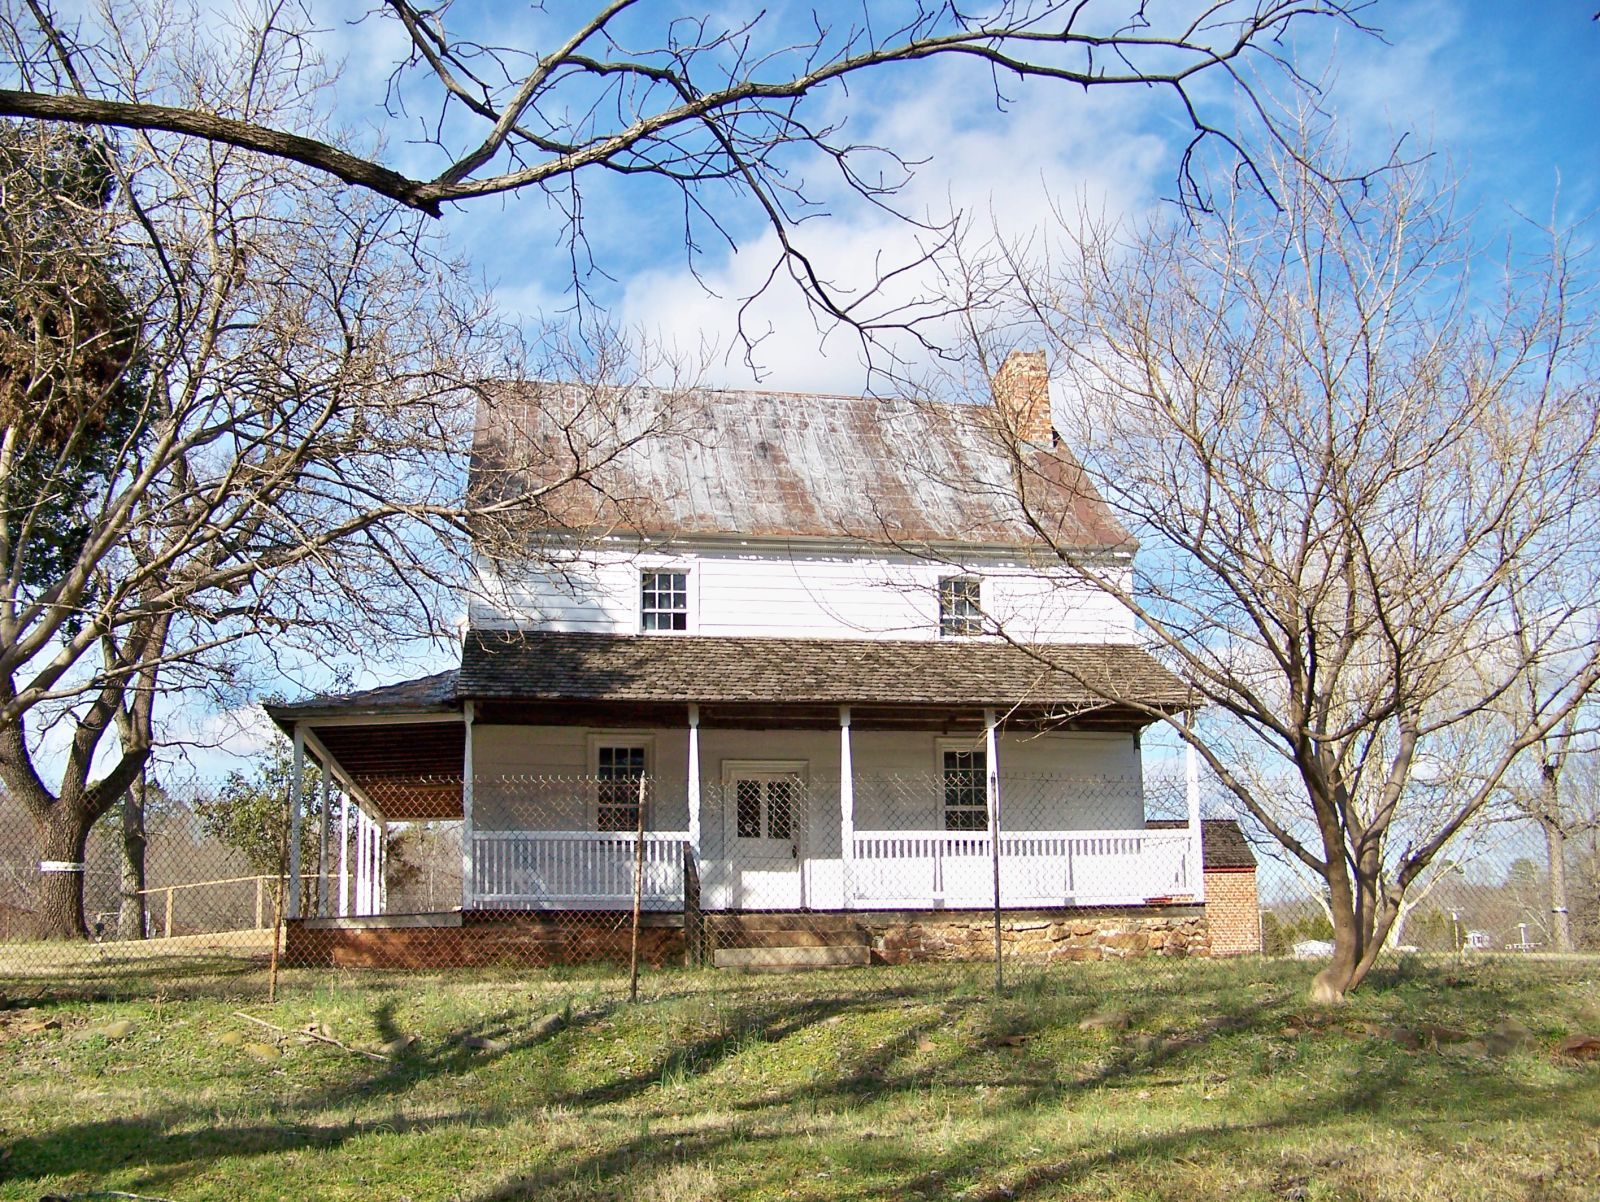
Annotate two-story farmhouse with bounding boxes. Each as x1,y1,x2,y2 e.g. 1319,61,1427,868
269,352,1256,968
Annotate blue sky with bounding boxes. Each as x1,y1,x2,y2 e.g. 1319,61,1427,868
408,1,1600,393
168,0,1600,771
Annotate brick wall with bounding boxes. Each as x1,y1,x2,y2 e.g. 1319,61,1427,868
285,912,685,969
1204,870,1261,955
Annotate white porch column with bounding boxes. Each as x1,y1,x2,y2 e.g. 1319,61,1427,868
1186,741,1206,902
983,709,1000,829
356,808,370,916
687,704,702,858
338,784,351,917
288,725,305,919
366,811,377,915
317,770,332,917
461,700,476,912
378,819,388,914
839,707,854,908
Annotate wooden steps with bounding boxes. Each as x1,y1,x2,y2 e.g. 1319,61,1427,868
707,913,871,972
713,944,871,971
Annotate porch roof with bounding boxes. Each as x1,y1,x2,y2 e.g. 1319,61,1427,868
459,631,1189,713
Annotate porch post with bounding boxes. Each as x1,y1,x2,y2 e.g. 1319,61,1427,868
354,807,366,915
461,700,476,912
687,703,702,856
839,706,854,909
378,819,388,914
1186,741,1206,902
288,725,305,919
338,783,350,917
317,769,332,917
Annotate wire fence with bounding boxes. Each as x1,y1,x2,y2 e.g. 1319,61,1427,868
1,767,1594,991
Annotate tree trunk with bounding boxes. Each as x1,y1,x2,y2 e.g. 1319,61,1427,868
1542,814,1573,954
1311,869,1361,1005
117,774,148,940
34,810,93,940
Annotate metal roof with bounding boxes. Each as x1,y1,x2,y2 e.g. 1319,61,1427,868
470,384,1132,549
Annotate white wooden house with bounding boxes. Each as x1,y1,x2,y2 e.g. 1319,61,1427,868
267,353,1232,965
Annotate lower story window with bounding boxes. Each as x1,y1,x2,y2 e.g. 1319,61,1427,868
943,749,988,831
596,744,647,831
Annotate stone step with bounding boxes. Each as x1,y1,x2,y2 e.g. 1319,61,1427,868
708,913,867,935
709,928,867,949
712,944,872,972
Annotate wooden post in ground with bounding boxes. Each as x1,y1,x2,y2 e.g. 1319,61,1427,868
985,710,1003,996
629,775,647,1002
255,877,265,929
164,886,174,939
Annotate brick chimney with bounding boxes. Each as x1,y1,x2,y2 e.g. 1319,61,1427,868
992,349,1053,447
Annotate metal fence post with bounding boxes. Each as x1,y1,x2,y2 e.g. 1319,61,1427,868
985,709,1002,994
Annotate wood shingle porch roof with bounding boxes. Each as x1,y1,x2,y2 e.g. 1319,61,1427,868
458,630,1189,716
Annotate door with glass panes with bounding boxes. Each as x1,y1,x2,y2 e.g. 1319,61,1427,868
725,765,805,908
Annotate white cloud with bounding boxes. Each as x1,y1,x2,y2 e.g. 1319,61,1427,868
616,57,1173,392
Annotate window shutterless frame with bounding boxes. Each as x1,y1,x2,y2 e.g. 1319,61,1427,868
938,575,982,637
640,569,689,632
936,740,988,831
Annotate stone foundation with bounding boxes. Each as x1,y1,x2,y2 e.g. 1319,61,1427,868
283,906,1209,968
862,907,1210,964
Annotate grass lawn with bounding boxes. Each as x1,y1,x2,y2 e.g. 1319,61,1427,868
1,955,1597,1201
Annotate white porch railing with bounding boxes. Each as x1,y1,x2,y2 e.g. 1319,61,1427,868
847,827,1196,908
472,831,688,910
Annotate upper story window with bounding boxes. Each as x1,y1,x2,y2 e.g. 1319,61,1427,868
941,747,988,831
938,575,982,637
640,570,688,631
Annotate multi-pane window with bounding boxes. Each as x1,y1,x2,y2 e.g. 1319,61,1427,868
641,570,688,631
596,744,647,831
942,749,988,831
939,575,982,637
734,776,796,841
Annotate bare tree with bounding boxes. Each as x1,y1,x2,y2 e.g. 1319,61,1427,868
0,21,694,937
0,0,1367,337
958,134,1600,1001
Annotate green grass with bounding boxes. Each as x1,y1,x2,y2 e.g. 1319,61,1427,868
1,956,1597,1200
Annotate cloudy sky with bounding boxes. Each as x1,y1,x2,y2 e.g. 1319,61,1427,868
396,0,1600,394
162,0,1600,769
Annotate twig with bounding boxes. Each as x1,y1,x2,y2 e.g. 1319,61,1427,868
231,1010,391,1062
39,1192,177,1201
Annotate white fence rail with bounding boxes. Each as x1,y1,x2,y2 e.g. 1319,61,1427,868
847,827,1196,908
473,831,689,910
470,827,1195,910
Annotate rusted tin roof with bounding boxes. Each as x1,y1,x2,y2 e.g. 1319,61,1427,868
458,630,1185,709
471,383,1132,549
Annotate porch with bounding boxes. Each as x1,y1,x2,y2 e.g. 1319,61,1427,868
265,632,1206,926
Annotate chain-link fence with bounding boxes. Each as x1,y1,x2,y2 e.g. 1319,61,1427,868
2,767,1594,988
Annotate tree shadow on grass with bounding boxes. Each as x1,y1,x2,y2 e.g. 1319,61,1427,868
0,992,612,1193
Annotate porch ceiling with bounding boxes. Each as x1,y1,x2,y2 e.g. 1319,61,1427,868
308,721,465,821
473,699,1154,731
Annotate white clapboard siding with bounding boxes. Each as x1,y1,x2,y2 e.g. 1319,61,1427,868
471,543,1135,643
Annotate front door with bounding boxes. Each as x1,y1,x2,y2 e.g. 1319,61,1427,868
727,769,805,908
